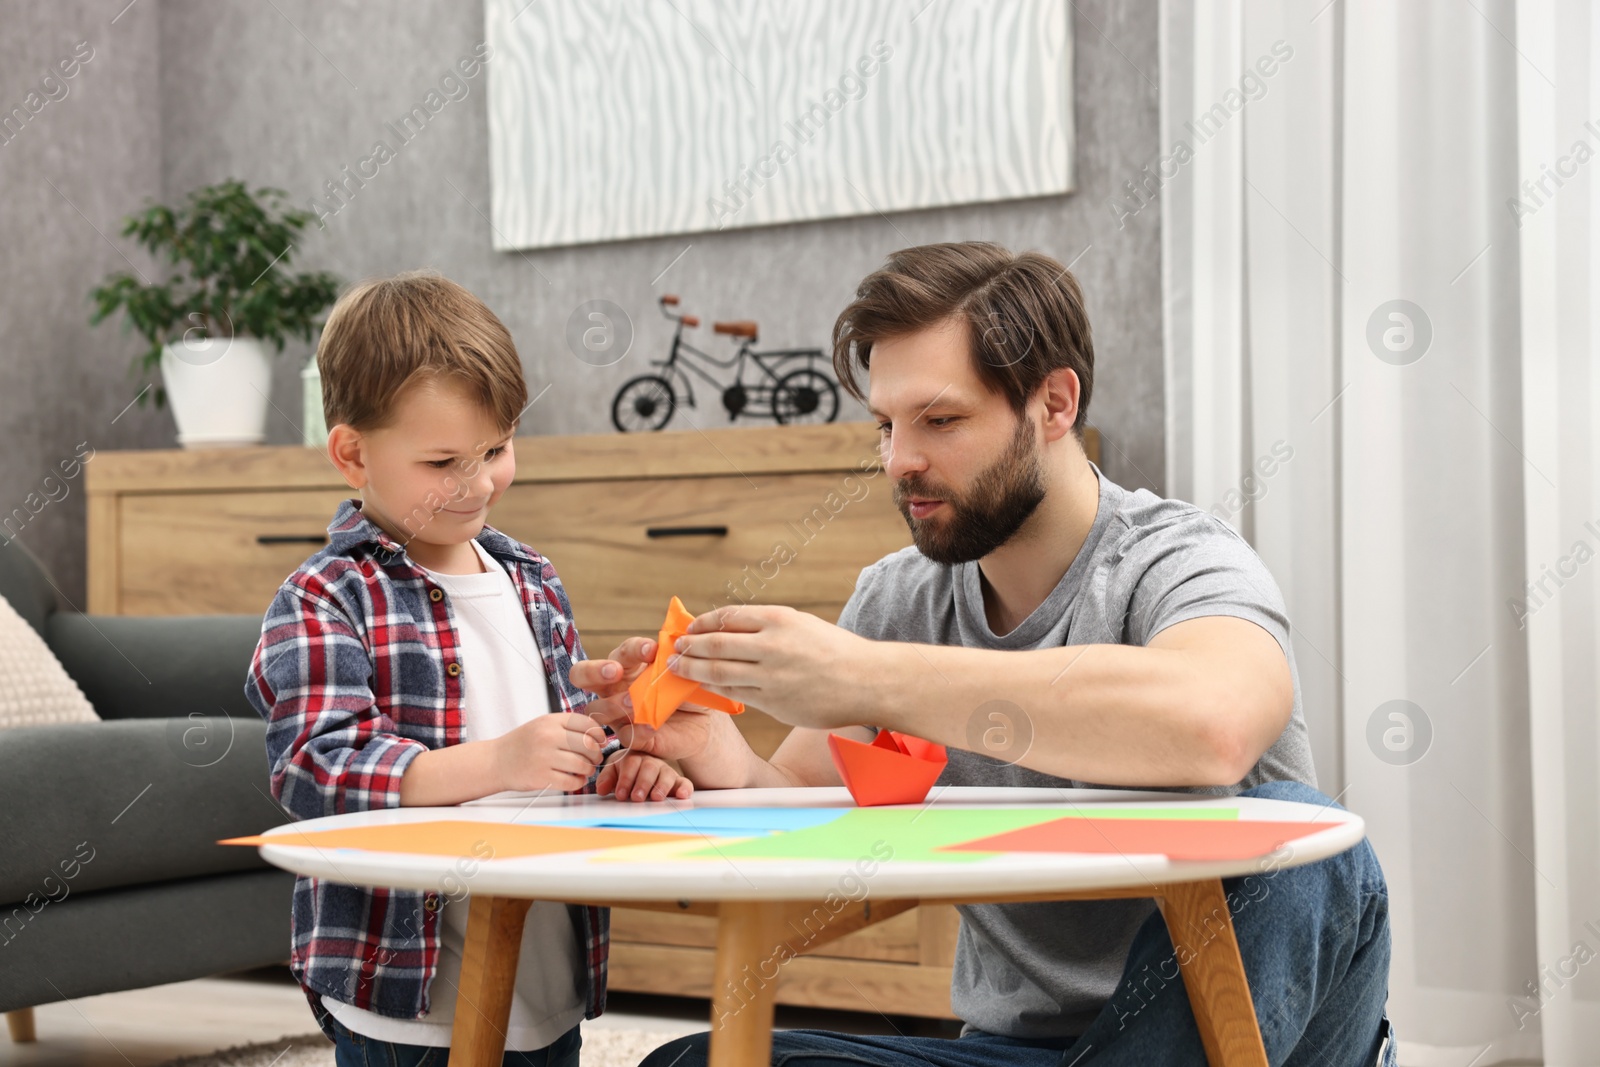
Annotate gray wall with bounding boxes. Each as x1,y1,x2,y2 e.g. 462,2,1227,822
0,0,164,609
2,0,1161,607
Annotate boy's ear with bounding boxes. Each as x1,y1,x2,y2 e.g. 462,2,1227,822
325,424,369,490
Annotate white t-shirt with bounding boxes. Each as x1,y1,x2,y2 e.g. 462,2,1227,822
323,537,586,1050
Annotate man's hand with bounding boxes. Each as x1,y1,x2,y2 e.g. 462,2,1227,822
670,605,879,730
596,750,694,802
569,636,719,762
489,712,607,793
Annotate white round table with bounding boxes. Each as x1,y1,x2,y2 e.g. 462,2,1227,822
244,785,1364,1067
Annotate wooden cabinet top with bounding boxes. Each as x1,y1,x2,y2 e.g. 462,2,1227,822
87,422,891,494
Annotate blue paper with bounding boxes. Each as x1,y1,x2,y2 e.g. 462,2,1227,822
527,806,847,837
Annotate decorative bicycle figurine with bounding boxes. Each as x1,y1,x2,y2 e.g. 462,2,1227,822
610,294,842,433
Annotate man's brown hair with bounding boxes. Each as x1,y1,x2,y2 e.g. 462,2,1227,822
832,242,1094,435
317,270,527,434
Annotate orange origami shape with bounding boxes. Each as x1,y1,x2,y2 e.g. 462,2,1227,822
827,729,948,807
628,596,746,729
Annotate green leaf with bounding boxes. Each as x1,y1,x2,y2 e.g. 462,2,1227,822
85,178,344,408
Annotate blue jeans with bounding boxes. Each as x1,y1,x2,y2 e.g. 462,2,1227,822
327,1015,580,1067
641,781,1396,1067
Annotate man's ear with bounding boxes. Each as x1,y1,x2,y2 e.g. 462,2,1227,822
325,424,368,490
1038,367,1081,443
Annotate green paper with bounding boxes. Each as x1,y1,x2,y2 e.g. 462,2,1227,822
678,806,1239,864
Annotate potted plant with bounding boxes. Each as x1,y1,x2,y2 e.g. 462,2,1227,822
89,179,341,447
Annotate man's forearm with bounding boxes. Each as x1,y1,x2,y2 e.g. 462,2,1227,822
867,640,1253,787
678,711,805,790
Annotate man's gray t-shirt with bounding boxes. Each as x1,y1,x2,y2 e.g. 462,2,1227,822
835,461,1317,1040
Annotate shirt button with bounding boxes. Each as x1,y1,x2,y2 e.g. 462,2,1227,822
446,662,461,677
423,894,440,912
428,588,444,602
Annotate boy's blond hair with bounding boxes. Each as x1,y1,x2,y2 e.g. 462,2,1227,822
317,270,527,434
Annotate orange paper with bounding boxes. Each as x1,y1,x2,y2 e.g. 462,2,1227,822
628,596,746,728
827,729,948,807
219,820,695,859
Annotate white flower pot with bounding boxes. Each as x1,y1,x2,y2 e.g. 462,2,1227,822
300,356,329,448
160,337,273,448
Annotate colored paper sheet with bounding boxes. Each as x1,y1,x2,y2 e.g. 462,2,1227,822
628,596,746,728
587,835,762,864
218,820,697,859
942,817,1330,862
673,807,1245,864
676,807,1079,864
828,731,947,806
550,807,848,836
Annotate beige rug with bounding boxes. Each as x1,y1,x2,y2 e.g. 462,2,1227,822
152,1029,695,1067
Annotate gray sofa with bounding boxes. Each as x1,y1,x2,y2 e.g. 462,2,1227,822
0,537,292,1038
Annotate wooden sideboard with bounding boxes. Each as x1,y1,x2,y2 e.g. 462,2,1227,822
84,420,1099,1017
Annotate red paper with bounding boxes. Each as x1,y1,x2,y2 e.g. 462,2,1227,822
628,596,745,729
942,817,1330,862
828,729,947,806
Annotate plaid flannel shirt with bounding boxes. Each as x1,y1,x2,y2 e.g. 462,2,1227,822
244,497,616,1042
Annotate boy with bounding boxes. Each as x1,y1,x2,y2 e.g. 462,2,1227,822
245,270,688,1067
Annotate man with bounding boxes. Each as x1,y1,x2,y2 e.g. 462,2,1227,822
575,242,1394,1066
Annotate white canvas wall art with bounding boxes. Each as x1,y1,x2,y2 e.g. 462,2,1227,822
485,0,1074,249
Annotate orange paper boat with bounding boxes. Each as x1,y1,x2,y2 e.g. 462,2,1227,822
627,596,746,729
827,729,948,807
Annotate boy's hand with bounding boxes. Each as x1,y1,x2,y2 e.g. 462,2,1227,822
571,637,717,762
569,635,656,698
490,712,608,794
596,749,694,802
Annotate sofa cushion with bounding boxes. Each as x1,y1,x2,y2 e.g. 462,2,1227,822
0,538,60,640
0,717,289,904
46,611,265,721
0,868,294,1013
0,592,97,730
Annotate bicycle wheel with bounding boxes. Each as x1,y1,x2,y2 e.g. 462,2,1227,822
612,375,676,432
771,367,840,425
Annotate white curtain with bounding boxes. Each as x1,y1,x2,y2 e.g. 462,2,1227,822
1161,1,1600,1063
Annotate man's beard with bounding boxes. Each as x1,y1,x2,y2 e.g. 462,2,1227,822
893,416,1047,565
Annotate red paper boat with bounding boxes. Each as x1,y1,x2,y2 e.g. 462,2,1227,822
827,729,947,806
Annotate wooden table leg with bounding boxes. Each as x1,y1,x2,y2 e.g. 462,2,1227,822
6,1007,35,1043
448,895,532,1067
1156,879,1268,1067
708,901,791,1067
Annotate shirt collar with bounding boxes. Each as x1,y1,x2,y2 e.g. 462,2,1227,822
325,497,538,569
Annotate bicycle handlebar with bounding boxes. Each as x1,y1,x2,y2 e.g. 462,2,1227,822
660,293,692,327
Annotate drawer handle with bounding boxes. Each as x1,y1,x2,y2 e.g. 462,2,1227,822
645,525,729,539
256,534,329,545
